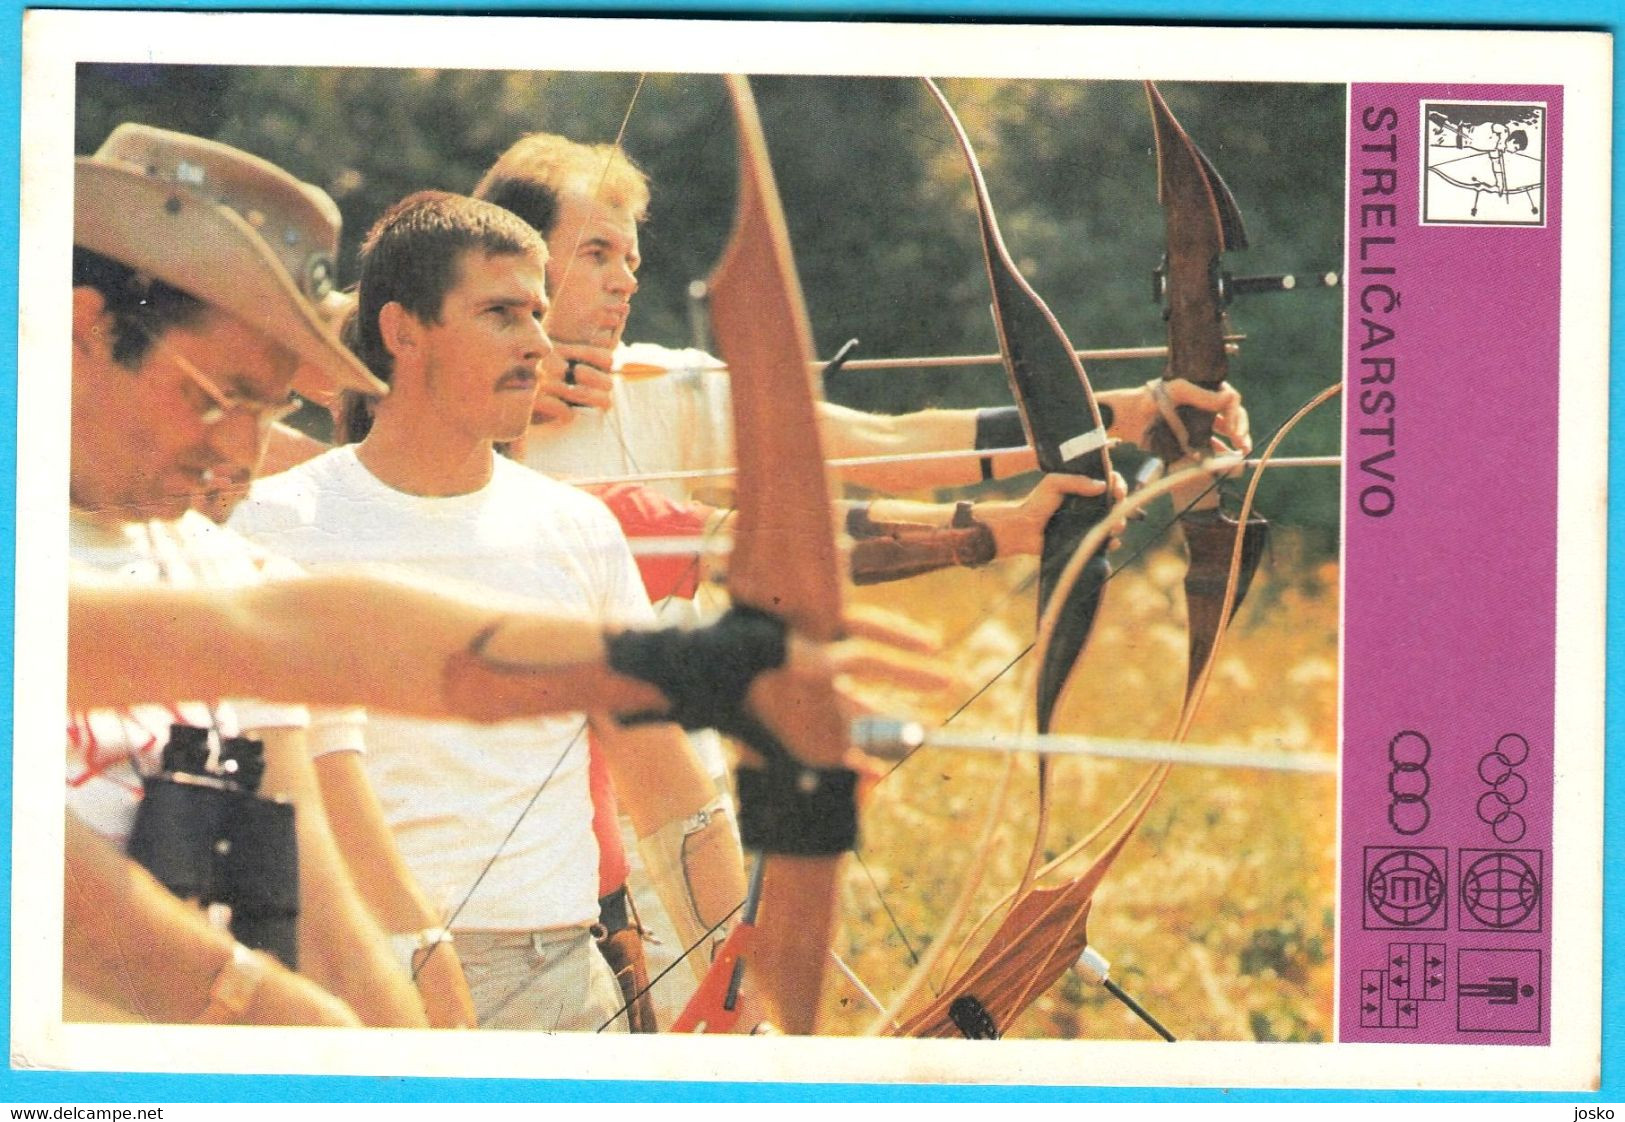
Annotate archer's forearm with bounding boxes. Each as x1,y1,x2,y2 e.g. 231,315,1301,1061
68,572,670,721
817,402,1037,490
255,728,427,1029
844,502,996,585
63,815,360,1026
315,750,477,1028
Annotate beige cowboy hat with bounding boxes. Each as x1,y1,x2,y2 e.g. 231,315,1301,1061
75,124,385,398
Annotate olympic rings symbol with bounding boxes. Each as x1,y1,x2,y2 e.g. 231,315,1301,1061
1387,730,1431,836
1477,733,1529,843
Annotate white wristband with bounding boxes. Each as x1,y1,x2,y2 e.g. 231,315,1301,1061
389,926,454,976
195,942,268,1024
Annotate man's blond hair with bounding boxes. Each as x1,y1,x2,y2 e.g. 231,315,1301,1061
473,134,650,237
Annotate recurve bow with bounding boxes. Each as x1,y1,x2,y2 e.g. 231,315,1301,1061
921,80,1115,742
885,80,1337,1043
673,74,851,1036
869,79,1159,1041
1143,81,1270,708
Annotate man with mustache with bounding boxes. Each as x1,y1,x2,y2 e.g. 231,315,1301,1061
469,132,1247,1020
230,191,757,1031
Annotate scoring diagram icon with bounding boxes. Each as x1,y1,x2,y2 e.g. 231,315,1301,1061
1477,733,1529,843
1364,847,1448,930
1387,730,1431,836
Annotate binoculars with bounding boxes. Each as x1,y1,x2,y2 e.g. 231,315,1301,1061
126,724,299,968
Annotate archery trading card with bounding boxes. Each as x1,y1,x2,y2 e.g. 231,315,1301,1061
12,12,1608,1094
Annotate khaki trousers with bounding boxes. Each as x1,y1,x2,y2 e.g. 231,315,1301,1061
456,927,627,1033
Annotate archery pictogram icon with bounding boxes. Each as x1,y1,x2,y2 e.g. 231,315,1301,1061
1422,101,1546,226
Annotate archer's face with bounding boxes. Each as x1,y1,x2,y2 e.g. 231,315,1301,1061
71,297,299,522
542,190,640,352
411,249,552,446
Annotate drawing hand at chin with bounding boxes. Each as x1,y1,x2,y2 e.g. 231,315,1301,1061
531,343,615,426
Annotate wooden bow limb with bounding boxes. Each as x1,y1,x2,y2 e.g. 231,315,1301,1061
921,78,1116,744
863,79,1122,1036
913,760,1166,1013
698,74,849,1036
895,763,1170,1037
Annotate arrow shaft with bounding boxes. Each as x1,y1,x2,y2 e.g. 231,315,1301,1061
1102,977,1177,1042
562,448,1342,489
851,719,1336,774
829,341,1239,373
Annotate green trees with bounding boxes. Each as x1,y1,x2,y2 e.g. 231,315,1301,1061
77,67,1344,537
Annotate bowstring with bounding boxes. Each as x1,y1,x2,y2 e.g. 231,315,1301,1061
411,719,588,981
415,73,651,985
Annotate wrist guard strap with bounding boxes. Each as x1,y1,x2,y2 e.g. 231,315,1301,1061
974,406,1026,453
736,764,859,856
974,405,1116,480
974,407,1025,481
847,513,996,585
606,604,789,733
608,605,859,857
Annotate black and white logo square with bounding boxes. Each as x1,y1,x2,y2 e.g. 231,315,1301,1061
1422,101,1545,227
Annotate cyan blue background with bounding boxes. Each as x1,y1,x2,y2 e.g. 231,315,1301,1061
2,0,1616,1103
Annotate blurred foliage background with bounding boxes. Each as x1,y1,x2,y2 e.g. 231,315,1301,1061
77,67,1345,546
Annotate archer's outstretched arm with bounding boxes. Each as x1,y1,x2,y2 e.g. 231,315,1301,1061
67,568,667,719
815,380,1248,492
69,570,946,727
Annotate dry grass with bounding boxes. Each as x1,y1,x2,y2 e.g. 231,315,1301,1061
822,530,1339,1040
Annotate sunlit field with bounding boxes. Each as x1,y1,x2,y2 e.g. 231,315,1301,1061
824,530,1339,1041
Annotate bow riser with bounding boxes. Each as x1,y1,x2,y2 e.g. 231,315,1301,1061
1145,81,1245,467
1145,81,1270,708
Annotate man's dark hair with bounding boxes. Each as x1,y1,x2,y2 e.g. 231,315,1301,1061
71,246,209,369
340,190,546,443
473,178,561,243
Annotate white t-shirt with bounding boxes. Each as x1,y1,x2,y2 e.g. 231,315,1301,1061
522,342,734,503
66,510,314,848
523,341,735,780
231,446,656,930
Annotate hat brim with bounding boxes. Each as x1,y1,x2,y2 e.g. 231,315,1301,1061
74,159,386,398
